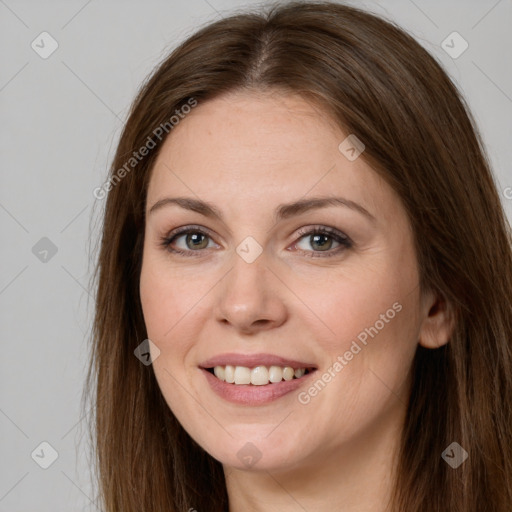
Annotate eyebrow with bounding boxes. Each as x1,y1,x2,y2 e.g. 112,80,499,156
148,196,376,223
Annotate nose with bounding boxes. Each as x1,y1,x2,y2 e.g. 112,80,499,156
214,249,288,334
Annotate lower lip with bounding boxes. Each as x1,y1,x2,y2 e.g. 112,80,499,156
200,368,316,406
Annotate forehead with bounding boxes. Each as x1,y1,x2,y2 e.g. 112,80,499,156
147,90,397,222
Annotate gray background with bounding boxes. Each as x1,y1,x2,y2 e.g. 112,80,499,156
1,0,511,510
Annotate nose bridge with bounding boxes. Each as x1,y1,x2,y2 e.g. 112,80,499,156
215,240,286,331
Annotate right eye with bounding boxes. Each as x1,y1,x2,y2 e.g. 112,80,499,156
160,226,218,257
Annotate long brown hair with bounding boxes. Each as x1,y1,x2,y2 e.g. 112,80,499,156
85,2,512,510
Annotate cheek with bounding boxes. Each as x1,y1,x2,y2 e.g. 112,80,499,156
294,268,420,442
139,266,172,341
306,270,413,352
139,256,215,387
139,262,201,418
301,249,421,391
139,255,202,342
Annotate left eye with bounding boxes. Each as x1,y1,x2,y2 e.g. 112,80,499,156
160,226,352,258
292,227,353,257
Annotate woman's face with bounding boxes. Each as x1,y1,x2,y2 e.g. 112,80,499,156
139,90,431,472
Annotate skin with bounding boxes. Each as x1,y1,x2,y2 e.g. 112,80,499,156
139,90,453,512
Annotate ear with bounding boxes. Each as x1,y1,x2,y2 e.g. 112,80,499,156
418,289,455,349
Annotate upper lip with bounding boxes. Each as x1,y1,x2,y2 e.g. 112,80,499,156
199,353,317,369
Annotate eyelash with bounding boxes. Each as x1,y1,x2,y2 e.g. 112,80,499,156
159,225,353,258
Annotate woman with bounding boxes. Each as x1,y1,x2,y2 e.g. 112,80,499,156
86,2,512,511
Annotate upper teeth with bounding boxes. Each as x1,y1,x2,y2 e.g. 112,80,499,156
212,365,307,385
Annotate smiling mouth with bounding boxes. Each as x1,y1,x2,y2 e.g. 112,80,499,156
206,365,316,386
